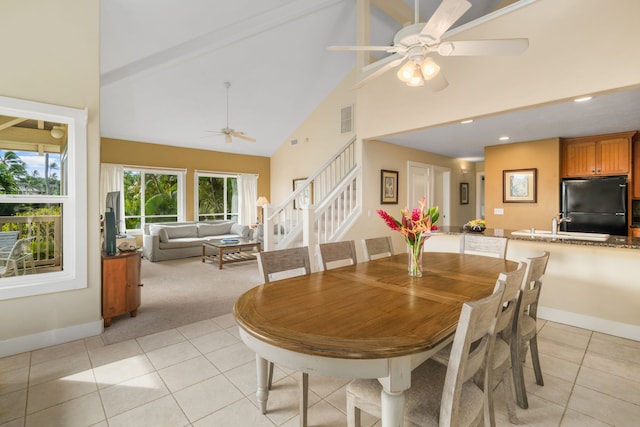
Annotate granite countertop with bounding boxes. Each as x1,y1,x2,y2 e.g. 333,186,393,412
433,226,640,250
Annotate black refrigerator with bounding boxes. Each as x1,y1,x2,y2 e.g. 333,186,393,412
561,176,627,236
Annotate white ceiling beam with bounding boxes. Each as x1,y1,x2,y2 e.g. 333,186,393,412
101,0,345,86
371,0,416,26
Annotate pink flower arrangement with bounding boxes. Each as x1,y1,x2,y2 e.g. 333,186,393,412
377,197,439,245
377,198,439,277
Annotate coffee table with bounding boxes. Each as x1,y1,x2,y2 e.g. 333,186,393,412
201,239,261,269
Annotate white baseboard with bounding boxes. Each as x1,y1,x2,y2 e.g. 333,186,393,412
0,320,104,358
538,306,640,341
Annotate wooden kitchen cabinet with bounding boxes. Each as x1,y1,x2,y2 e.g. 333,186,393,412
562,131,634,178
102,250,142,327
634,137,640,199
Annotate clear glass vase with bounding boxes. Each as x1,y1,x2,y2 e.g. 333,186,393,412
408,240,425,277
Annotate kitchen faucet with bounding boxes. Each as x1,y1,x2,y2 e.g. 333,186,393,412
551,214,572,234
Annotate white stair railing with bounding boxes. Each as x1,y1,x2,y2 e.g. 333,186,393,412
263,136,358,251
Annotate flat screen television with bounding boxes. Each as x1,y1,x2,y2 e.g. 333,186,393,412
105,191,122,236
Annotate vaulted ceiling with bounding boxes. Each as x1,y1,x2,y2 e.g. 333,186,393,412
99,0,640,160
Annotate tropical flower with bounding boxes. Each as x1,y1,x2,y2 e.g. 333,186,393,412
377,197,439,244
377,198,439,277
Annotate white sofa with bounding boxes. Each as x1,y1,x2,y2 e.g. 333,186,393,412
143,221,251,262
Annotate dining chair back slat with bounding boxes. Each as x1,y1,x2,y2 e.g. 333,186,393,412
319,240,357,270
257,246,311,283
460,234,508,259
361,236,394,261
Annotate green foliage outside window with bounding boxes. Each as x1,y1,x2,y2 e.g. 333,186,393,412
124,170,178,229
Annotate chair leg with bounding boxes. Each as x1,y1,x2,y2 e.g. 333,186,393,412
299,372,308,427
511,340,529,409
502,369,519,424
267,361,274,390
529,336,544,386
346,392,361,427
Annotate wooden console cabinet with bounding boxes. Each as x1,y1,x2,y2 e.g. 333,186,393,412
102,250,142,327
561,131,634,178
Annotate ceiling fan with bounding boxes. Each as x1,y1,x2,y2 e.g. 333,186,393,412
209,82,256,143
328,0,529,90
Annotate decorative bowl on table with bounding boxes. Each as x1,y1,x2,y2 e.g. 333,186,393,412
464,219,486,233
117,241,138,252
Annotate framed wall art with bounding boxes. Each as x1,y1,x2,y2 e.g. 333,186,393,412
380,170,398,204
503,168,537,203
293,178,313,209
460,182,469,205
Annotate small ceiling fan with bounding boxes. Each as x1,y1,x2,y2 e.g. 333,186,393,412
209,81,256,143
328,0,529,90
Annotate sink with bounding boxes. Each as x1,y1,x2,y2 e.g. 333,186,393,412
511,229,610,242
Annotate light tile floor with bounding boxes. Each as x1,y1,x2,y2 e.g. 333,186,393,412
1,315,639,426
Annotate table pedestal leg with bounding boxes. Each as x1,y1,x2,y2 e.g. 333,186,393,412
256,355,270,414
380,389,405,427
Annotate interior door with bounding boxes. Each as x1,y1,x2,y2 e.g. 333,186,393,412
408,162,450,226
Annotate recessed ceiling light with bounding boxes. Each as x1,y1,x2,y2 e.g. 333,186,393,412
499,136,510,141
574,96,593,103
460,119,473,124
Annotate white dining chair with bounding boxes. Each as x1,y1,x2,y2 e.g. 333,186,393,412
431,263,525,426
460,233,508,259
361,236,394,261
318,240,357,270
346,281,506,427
256,246,312,427
511,251,550,409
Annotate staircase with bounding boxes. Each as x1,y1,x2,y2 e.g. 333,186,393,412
262,136,361,265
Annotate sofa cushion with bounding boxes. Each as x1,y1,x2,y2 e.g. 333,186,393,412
159,237,204,249
164,224,198,239
197,222,233,237
230,223,251,239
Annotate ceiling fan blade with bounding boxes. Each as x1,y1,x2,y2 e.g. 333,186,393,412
438,39,529,56
420,0,472,43
232,131,256,142
328,45,396,53
353,53,407,89
429,72,449,92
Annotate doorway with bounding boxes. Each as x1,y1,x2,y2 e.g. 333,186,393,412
407,161,451,226
476,172,485,219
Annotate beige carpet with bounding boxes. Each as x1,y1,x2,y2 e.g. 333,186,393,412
101,256,263,345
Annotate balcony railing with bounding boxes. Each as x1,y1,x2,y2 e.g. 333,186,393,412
0,215,61,267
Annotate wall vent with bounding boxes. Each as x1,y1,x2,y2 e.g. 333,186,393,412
340,105,353,134
290,139,298,145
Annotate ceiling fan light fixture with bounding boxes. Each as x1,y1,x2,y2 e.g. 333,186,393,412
396,61,415,83
225,134,232,143
420,57,440,80
407,66,424,87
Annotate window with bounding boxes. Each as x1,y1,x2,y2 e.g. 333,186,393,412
123,168,185,231
196,173,238,222
0,96,87,300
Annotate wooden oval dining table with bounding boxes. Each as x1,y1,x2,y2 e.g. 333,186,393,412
234,252,518,427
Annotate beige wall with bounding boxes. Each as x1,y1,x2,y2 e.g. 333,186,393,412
344,140,476,259
270,69,358,206
0,0,101,341
484,138,561,230
101,138,270,221
356,0,640,143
